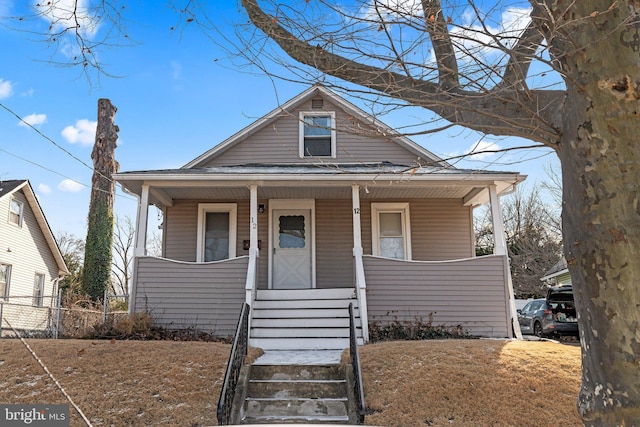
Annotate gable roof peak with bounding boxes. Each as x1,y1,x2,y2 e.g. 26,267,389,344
183,85,447,169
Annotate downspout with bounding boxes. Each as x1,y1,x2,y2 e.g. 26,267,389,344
489,184,522,339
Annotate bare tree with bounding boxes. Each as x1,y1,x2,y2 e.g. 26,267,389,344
229,2,640,423
56,231,85,293
111,214,134,297
476,185,562,298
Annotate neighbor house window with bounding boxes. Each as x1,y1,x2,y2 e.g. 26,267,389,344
0,264,11,299
299,112,336,158
33,273,44,307
196,203,237,262
9,198,24,226
371,203,412,260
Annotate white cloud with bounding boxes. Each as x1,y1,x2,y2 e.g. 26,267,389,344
58,179,84,192
36,0,100,38
0,78,14,99
38,183,52,195
18,113,47,127
466,140,501,160
22,88,34,97
62,119,97,146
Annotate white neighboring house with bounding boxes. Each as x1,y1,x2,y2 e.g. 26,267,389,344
0,180,68,333
541,258,572,287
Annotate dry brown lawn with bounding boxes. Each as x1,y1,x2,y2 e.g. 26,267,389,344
0,338,581,426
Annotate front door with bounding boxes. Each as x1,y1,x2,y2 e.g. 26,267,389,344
272,209,312,289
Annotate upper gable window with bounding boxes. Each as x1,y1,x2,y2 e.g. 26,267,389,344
299,112,336,158
9,198,24,226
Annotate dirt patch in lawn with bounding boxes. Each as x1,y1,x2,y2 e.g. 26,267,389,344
0,338,581,426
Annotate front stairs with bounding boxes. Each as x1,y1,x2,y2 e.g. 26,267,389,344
230,288,364,424
237,363,357,424
249,288,363,350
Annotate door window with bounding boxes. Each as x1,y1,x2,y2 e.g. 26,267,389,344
279,215,305,248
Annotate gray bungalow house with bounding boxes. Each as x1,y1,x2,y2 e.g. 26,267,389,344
114,85,525,349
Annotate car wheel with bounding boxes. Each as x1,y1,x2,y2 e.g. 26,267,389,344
534,321,544,338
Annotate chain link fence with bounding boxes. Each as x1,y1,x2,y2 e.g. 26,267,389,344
0,290,128,339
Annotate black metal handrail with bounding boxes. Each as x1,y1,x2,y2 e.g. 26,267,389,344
349,302,366,424
217,302,249,425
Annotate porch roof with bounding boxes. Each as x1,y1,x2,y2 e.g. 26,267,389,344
114,162,526,208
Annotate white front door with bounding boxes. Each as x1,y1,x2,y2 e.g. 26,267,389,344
272,209,312,289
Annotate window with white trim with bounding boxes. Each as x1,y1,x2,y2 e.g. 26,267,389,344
299,112,336,158
0,264,11,299
33,273,44,307
196,203,237,262
371,203,412,260
9,198,24,226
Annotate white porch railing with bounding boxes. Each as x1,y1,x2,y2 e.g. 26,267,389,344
353,247,370,343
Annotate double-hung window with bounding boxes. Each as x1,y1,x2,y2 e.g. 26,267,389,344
33,273,44,307
0,264,11,299
9,198,24,226
196,203,237,262
299,112,336,158
371,203,412,260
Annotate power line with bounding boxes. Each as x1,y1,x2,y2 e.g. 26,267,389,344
0,147,136,200
0,101,118,187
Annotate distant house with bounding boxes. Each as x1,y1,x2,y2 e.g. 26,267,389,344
541,258,571,287
115,85,526,348
0,180,68,334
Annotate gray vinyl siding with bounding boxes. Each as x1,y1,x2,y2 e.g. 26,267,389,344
133,256,248,336
360,198,473,260
203,98,421,166
315,200,353,288
0,190,59,299
163,199,270,286
163,197,474,289
363,255,511,337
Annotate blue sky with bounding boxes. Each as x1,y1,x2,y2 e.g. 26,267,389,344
0,1,559,239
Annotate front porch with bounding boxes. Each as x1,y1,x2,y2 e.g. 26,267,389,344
130,252,513,340
121,166,523,343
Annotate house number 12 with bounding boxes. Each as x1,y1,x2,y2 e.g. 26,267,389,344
353,208,360,215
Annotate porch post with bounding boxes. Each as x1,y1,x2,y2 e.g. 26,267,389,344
246,185,259,307
134,184,150,257
488,184,522,339
489,185,507,257
352,184,369,343
249,185,258,255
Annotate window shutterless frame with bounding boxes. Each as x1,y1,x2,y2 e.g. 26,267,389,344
371,202,412,260
298,111,336,158
196,203,237,262
9,198,24,226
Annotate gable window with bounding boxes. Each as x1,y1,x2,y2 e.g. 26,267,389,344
196,203,237,262
33,273,44,307
0,264,11,299
9,198,24,226
299,112,336,158
371,203,412,260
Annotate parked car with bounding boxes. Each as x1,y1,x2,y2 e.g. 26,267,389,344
517,286,578,337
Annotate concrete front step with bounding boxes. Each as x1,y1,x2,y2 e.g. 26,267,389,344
240,364,352,425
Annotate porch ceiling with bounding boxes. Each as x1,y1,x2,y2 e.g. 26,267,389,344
119,181,510,208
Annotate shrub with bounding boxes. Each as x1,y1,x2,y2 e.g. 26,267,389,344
368,313,476,342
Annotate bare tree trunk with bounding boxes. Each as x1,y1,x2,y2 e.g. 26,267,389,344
82,99,119,300
552,2,640,423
